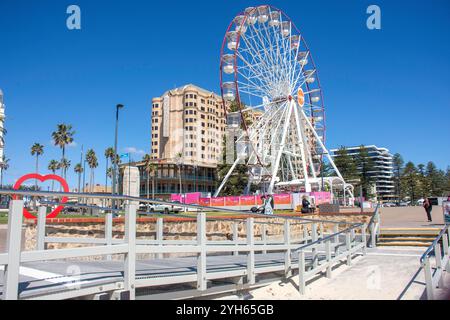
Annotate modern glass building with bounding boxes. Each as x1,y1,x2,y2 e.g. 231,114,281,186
331,145,395,203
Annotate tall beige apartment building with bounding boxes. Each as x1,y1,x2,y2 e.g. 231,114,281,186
134,84,266,198
150,84,226,166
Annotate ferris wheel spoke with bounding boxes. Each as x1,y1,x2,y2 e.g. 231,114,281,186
236,49,277,94
247,22,280,83
291,50,311,90
236,66,274,96
236,80,269,97
239,31,277,84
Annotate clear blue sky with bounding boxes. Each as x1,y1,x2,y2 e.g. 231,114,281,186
0,0,449,189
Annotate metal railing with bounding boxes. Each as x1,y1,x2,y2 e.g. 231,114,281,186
420,224,450,300
296,222,367,294
0,189,379,300
295,204,380,294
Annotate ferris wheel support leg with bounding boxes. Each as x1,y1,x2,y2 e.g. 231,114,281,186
268,101,294,194
287,155,296,180
299,109,345,183
214,157,241,197
292,101,311,192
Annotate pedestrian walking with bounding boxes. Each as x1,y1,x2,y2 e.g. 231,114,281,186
423,197,433,222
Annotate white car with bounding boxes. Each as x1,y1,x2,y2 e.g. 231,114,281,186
139,202,183,214
383,202,396,207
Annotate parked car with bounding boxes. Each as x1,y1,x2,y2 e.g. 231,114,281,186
139,201,183,214
383,202,396,207
416,198,425,206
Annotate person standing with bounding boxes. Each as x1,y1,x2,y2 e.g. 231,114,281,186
423,197,433,222
264,194,274,215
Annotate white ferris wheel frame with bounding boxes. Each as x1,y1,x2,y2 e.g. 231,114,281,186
216,5,354,200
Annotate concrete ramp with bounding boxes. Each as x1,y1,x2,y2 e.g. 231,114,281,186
245,246,450,300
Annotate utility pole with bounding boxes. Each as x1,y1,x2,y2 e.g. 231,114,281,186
112,104,124,211
78,145,83,206
82,159,86,204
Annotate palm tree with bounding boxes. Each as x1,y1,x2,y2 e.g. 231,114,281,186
85,149,98,196
47,160,59,191
106,167,113,180
59,159,71,180
52,123,75,178
30,143,44,174
0,156,9,188
74,163,83,193
142,154,158,201
110,153,120,193
104,147,114,190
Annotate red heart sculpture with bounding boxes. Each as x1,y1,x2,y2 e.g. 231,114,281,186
13,173,69,219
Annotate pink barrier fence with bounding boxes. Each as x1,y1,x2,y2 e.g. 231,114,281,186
171,192,331,208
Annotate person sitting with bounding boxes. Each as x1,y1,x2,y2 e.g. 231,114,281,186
301,196,311,214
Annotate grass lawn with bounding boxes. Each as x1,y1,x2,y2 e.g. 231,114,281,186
0,212,8,224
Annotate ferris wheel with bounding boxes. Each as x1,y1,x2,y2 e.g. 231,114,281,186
215,5,354,199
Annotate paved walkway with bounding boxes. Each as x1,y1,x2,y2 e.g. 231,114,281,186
245,246,450,300
380,206,444,228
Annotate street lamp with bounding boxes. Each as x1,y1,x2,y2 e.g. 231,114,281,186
176,154,183,196
112,104,124,210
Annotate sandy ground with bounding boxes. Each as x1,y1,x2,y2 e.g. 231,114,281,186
229,246,450,300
